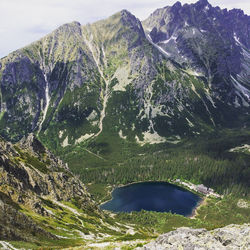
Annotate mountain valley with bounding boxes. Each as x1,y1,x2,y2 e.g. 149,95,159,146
0,0,249,248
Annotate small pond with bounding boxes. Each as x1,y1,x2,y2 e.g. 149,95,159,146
100,181,201,216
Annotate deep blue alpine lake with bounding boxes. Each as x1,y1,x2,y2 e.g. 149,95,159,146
100,182,201,216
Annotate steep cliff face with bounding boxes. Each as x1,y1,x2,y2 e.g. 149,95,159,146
0,21,101,142
0,134,95,211
0,134,99,243
0,191,55,242
138,224,250,250
143,0,250,109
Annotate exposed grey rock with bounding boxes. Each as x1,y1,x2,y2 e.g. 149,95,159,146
0,134,99,240
143,0,250,107
0,194,56,241
137,224,250,250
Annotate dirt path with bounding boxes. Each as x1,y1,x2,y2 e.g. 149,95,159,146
83,148,106,161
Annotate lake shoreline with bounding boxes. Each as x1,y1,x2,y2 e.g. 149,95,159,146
99,180,158,206
100,180,203,216
188,197,206,219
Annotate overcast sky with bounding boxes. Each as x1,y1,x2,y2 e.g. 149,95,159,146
0,0,249,58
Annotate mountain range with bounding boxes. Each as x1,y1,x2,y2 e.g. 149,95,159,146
0,0,249,144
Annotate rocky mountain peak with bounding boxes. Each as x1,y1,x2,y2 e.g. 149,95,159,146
120,9,132,16
194,0,211,11
0,0,250,166
119,9,145,36
196,0,209,6
143,0,249,94
52,20,82,37
171,1,182,10
19,133,46,155
229,8,246,17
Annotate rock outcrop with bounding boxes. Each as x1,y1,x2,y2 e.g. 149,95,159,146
0,192,55,241
138,224,250,250
0,134,96,211
0,134,98,241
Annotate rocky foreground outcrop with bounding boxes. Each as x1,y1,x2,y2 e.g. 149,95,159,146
137,224,250,250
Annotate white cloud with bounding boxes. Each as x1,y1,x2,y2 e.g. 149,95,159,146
0,0,249,58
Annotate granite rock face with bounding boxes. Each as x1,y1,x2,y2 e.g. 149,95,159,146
138,224,250,250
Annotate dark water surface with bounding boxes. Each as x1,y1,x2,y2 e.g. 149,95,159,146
100,182,201,216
